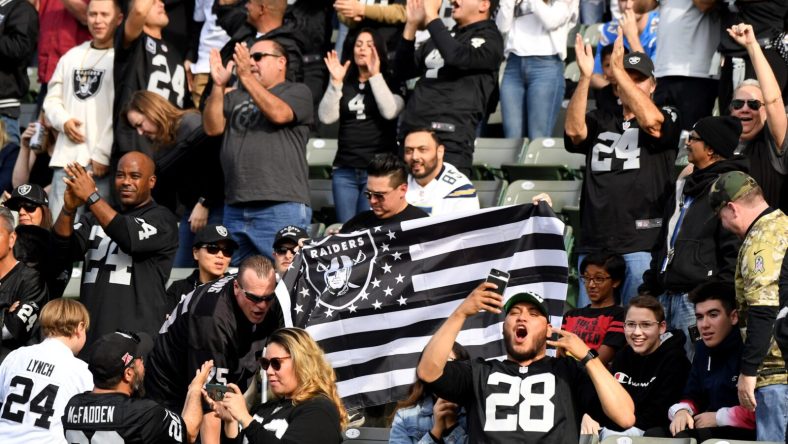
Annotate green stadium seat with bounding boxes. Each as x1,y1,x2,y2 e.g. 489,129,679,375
472,179,507,208
308,223,325,238
306,138,338,179
523,137,586,171
565,61,581,82
308,179,336,225
501,180,582,213
472,137,528,180
583,23,604,47
601,437,696,444
343,427,390,443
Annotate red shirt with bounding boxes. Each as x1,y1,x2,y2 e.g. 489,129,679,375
37,0,91,83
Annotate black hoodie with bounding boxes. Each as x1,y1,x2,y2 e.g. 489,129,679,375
641,156,748,295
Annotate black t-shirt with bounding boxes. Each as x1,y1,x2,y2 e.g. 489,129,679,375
334,78,402,169
234,396,342,444
113,27,186,163
564,107,680,254
63,392,186,443
53,201,179,349
340,204,428,233
719,1,788,56
593,85,622,116
426,357,593,443
0,262,47,359
739,124,788,213
145,275,283,409
14,224,71,300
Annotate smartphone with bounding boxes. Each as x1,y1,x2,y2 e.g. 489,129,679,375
486,269,510,295
205,383,229,401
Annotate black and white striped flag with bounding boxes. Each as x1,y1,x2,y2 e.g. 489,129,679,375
275,203,568,409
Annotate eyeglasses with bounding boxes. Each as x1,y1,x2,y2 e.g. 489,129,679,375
579,275,613,285
237,280,276,304
250,52,282,62
363,189,394,201
201,244,234,256
623,321,661,331
686,135,703,144
259,356,291,371
274,246,297,256
730,99,763,111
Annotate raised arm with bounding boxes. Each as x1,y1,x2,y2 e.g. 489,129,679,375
565,33,593,145
234,43,295,125
417,282,502,382
728,22,786,150
203,48,233,136
181,360,214,443
123,0,155,48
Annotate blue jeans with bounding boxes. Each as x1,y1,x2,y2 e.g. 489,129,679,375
173,205,225,267
1,115,20,146
579,0,605,25
223,202,311,266
332,167,368,223
500,54,565,140
755,383,788,442
577,251,651,308
658,292,696,361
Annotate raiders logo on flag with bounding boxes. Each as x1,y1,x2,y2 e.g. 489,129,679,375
73,69,105,100
303,230,378,313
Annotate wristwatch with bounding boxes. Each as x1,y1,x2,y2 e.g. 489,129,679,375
86,191,101,207
579,349,599,367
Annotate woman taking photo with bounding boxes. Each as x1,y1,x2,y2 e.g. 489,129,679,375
206,327,347,443
123,91,224,267
318,28,405,223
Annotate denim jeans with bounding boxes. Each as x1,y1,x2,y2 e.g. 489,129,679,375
223,201,311,266
579,0,605,25
332,167,369,223
1,115,20,146
50,167,111,220
577,251,651,308
173,205,225,267
755,383,788,442
658,291,696,361
500,54,565,140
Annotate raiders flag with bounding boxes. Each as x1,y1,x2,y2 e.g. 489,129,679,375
275,203,568,409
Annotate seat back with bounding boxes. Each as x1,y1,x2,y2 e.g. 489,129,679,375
472,179,507,208
343,427,390,444
502,180,582,213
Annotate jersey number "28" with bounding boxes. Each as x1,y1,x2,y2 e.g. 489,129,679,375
484,372,555,433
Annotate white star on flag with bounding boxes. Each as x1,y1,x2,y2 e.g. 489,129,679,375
371,278,381,288
374,226,382,232
383,286,393,297
395,274,405,284
391,251,402,261
348,304,357,313
299,287,310,298
295,304,303,314
359,290,369,300
372,300,382,309
380,243,389,252
397,296,407,306
325,308,334,318
381,263,392,273
386,230,396,240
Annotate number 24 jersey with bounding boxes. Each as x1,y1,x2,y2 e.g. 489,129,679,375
426,357,596,443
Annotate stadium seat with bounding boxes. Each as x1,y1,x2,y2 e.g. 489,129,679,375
309,179,337,225
472,178,507,208
583,23,604,47
306,138,338,179
472,137,528,179
580,434,600,444
565,23,587,64
565,61,581,82
308,223,325,238
600,437,696,444
342,427,390,443
522,137,586,171
166,268,194,289
501,179,582,213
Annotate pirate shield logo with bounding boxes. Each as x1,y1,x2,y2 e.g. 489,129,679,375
302,230,378,310
73,69,105,100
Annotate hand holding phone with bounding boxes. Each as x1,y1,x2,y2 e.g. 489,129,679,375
486,269,510,295
205,383,229,401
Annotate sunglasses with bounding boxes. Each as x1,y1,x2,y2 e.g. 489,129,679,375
274,246,297,255
201,243,234,256
730,99,763,111
363,189,393,200
259,356,291,371
237,280,276,304
18,203,40,213
250,52,282,62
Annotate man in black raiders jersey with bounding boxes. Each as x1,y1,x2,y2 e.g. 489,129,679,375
145,255,283,441
52,152,178,351
396,0,503,175
0,207,48,361
565,29,681,308
113,0,187,161
63,331,212,443
417,285,635,443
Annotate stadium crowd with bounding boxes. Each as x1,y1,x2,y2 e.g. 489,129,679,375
0,0,787,442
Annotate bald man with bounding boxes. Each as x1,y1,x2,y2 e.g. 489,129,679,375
53,152,178,350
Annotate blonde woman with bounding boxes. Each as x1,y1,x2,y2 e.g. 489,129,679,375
206,327,347,443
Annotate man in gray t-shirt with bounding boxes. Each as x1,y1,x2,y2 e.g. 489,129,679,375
204,38,314,265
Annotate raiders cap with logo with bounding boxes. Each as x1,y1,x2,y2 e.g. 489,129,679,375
4,183,48,211
273,225,309,249
623,52,654,78
193,224,239,250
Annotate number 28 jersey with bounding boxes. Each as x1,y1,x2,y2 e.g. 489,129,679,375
426,357,592,444
564,107,680,254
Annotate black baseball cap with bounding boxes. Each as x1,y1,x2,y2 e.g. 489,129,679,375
88,331,154,384
273,225,308,249
4,184,48,211
503,292,550,319
193,224,239,250
623,52,654,79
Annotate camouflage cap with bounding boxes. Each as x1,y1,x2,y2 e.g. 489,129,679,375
709,171,759,214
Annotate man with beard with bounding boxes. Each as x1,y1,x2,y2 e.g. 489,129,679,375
403,129,479,216
417,285,635,442
62,331,212,443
